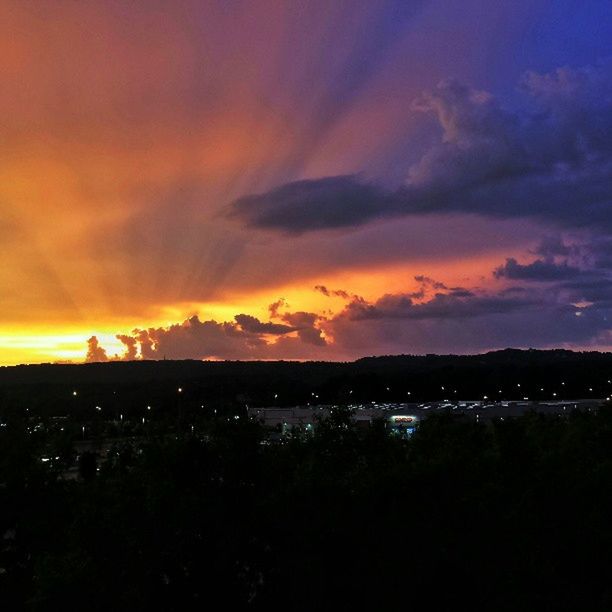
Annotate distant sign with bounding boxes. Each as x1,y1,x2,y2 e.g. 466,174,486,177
389,415,418,425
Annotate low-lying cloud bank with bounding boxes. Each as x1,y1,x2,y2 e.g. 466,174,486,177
86,245,612,361
230,60,612,235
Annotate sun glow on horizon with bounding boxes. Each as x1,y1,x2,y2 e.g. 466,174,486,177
0,251,509,365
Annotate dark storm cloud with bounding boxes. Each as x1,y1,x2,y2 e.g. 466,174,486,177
230,60,612,234
533,236,574,258
279,311,327,346
558,276,612,306
340,290,535,322
229,175,397,233
234,314,295,335
323,277,612,355
493,257,583,281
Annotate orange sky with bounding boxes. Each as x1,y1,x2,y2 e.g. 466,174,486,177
3,1,609,363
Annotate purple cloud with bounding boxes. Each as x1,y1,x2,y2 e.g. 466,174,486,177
229,61,612,234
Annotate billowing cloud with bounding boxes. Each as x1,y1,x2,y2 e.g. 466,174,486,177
120,310,329,361
230,61,612,234
279,311,327,346
87,261,612,360
338,290,531,322
116,334,139,360
493,257,583,281
234,314,295,335
85,336,108,363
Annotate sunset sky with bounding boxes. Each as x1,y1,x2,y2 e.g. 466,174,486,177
3,0,612,364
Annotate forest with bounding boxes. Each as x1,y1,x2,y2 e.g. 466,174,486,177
2,404,612,610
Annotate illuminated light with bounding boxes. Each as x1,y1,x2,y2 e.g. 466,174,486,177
72,391,78,396
178,387,183,393
147,405,151,410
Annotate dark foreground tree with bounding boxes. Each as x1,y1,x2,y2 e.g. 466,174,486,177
3,409,612,609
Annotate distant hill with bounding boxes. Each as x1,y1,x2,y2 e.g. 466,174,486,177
0,350,611,414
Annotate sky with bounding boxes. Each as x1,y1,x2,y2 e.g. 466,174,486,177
2,0,612,364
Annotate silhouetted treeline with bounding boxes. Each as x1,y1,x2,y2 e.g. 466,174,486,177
3,407,612,609
2,349,612,422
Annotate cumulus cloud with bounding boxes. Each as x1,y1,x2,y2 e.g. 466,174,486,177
229,60,612,235
89,309,330,362
116,334,139,360
85,336,108,363
493,257,583,281
234,313,295,335
87,260,612,361
279,311,327,346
